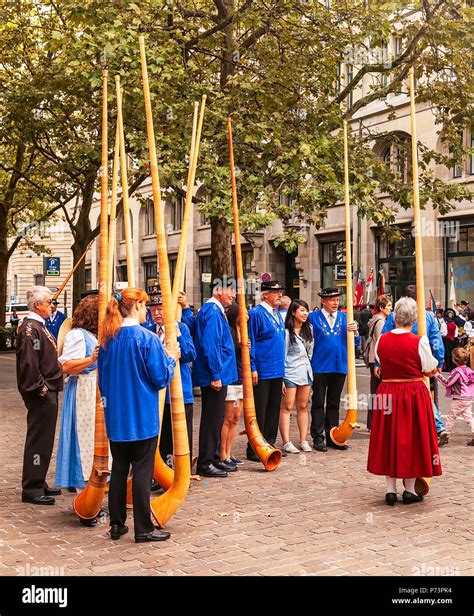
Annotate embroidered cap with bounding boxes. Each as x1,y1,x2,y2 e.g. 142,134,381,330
318,287,342,298
261,280,285,292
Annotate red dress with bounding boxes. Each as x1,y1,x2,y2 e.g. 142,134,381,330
367,331,442,478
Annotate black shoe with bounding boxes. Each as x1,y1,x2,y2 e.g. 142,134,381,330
230,455,244,466
67,487,77,493
279,448,288,457
44,487,62,496
402,491,424,505
22,495,55,505
110,524,129,540
196,464,228,478
221,458,240,471
135,529,171,543
150,480,161,492
214,459,237,472
313,441,327,452
385,492,397,506
80,517,98,527
246,450,260,462
438,431,449,446
327,440,349,451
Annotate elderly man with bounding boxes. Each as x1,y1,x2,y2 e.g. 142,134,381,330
193,278,237,477
17,286,63,504
279,295,292,321
309,288,359,452
247,280,286,461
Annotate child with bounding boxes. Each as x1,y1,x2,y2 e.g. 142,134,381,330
436,347,474,446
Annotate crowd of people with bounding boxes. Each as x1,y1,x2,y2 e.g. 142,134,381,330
14,280,473,543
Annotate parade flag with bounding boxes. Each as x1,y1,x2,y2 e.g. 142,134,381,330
377,268,385,297
428,289,437,313
365,268,374,304
353,270,363,306
449,263,456,305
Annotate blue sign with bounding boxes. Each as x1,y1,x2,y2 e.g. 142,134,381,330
46,257,60,277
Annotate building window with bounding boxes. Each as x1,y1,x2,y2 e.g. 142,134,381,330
394,36,403,58
347,64,353,107
320,239,347,308
144,261,158,293
377,229,415,302
446,223,474,307
382,140,410,183
143,201,155,236
470,131,474,175
85,268,92,291
171,195,184,231
169,256,177,288
199,255,212,305
120,212,133,240
34,274,44,287
116,264,128,283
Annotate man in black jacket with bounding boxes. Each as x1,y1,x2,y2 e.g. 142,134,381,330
16,286,63,505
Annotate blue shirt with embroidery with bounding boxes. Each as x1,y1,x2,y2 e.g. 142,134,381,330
141,308,157,333
249,304,285,379
181,307,196,338
192,300,237,387
98,325,176,442
45,310,67,340
309,310,348,374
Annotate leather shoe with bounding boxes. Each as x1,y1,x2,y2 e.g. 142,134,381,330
313,441,327,452
135,529,171,543
81,509,108,527
246,450,260,462
214,459,237,472
150,479,161,492
402,491,423,505
22,495,55,505
385,492,397,506
110,524,128,540
196,464,228,478
327,441,348,451
44,487,62,496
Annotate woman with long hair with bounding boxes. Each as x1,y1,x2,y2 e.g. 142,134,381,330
219,302,247,468
98,288,180,543
55,294,101,524
279,299,314,453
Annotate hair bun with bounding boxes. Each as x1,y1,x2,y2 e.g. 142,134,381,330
113,292,122,302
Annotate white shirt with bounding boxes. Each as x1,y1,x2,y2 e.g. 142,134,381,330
122,317,139,327
321,308,337,329
59,328,98,364
261,300,279,319
27,312,45,325
208,296,225,315
374,329,438,373
464,321,474,338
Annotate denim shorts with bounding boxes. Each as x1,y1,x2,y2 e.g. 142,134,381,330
283,377,313,388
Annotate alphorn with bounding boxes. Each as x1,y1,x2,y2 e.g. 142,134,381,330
330,120,360,446
73,67,110,521
227,117,282,471
107,120,121,296
139,35,190,527
408,67,432,497
153,98,205,491
52,240,94,301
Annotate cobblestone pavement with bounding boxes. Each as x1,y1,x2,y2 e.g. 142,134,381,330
1,355,473,577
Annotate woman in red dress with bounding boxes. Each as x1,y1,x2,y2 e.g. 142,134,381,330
367,297,442,505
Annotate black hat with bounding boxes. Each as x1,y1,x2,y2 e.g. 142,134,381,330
261,280,285,292
80,289,99,299
147,294,162,307
318,287,342,298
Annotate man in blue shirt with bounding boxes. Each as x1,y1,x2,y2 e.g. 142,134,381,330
248,280,286,461
193,278,237,478
309,288,359,452
381,284,448,444
45,300,66,340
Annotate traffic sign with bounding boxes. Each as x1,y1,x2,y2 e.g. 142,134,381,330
45,257,60,277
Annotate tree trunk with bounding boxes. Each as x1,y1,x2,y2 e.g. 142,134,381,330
211,216,233,279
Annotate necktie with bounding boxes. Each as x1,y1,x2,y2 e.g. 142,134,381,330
273,309,278,319
328,314,335,328
158,326,164,337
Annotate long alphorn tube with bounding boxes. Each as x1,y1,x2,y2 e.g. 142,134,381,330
153,100,203,491
139,35,190,527
115,76,135,287
408,67,432,497
227,117,282,471
330,120,360,446
52,240,94,301
107,120,120,296
73,67,110,521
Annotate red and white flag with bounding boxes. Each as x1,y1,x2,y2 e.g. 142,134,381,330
365,268,374,304
353,271,364,306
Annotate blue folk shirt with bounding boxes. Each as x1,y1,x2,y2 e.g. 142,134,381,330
164,321,196,404
98,322,176,442
181,307,196,338
192,299,237,387
141,308,157,333
249,303,285,379
382,310,445,368
45,310,67,340
309,310,348,375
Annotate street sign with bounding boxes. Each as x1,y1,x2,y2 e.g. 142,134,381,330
45,257,60,277
10,295,15,303
335,264,347,281
261,273,271,283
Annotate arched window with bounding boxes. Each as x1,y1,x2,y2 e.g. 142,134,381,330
143,200,155,236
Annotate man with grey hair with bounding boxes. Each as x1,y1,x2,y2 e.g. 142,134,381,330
16,286,63,505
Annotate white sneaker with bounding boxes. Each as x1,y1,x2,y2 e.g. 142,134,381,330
282,441,300,454
300,441,312,452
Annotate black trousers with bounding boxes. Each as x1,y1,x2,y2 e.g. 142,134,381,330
197,386,227,469
109,435,157,536
21,391,59,499
246,378,282,456
367,363,381,431
310,373,346,442
159,403,194,467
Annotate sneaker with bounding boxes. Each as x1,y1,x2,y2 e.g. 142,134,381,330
438,431,449,446
229,455,244,465
282,442,300,454
300,441,312,453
